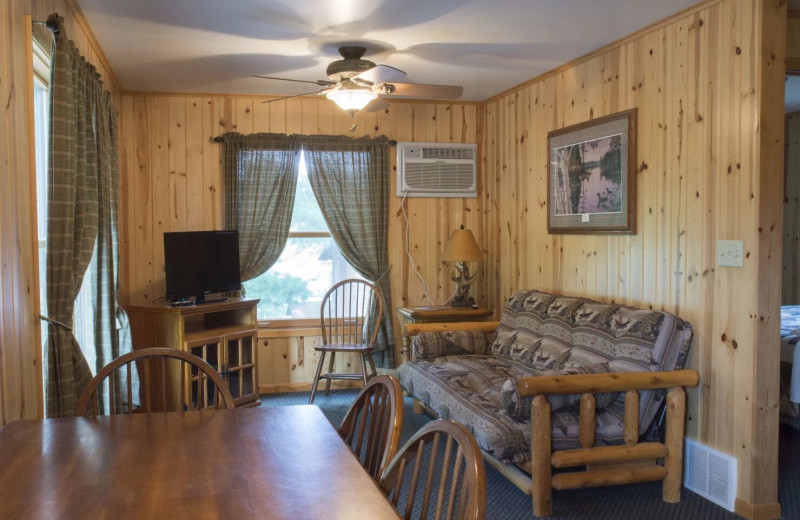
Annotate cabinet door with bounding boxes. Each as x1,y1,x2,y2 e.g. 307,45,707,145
185,336,223,409
224,329,257,405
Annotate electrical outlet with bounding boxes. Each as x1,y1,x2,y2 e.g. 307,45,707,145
717,240,744,268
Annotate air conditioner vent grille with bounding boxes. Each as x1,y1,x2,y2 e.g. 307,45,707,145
421,147,475,160
404,163,475,191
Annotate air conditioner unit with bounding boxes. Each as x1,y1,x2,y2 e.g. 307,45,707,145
396,142,477,198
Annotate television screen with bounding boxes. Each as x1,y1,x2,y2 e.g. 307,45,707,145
163,230,241,304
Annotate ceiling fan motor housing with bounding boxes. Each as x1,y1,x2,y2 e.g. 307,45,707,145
326,46,376,81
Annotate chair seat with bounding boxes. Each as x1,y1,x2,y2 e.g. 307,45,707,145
315,343,373,352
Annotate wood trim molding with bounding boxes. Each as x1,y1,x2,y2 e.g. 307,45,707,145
734,499,781,520
787,58,800,76
259,380,363,394
64,0,122,93
122,91,482,105
23,15,45,419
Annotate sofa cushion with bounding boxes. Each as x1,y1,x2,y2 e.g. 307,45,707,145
398,354,627,463
412,330,489,360
489,330,572,371
500,362,618,419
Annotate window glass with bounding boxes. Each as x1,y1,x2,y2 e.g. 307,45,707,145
243,152,363,320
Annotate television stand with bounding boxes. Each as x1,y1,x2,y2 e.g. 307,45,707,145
195,296,228,305
126,298,260,409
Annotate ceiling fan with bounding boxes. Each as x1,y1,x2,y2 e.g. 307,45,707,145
252,46,464,113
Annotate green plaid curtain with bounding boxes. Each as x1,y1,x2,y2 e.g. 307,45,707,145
218,132,300,282
44,14,132,417
302,135,395,369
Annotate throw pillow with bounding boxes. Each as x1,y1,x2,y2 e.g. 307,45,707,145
412,330,489,360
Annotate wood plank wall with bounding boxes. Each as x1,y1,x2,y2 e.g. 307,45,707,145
786,113,800,304
0,0,121,425
481,0,785,514
117,95,482,390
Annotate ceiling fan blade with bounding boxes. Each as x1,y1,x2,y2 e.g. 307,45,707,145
352,64,406,86
251,75,334,87
386,83,463,100
365,98,390,113
261,90,325,104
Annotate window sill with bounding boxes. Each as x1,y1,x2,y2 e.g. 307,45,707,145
258,319,321,338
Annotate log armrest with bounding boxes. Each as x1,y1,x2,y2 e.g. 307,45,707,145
520,368,700,518
401,321,500,363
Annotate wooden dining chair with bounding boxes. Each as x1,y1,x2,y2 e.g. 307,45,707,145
338,375,404,480
379,419,487,520
76,347,235,416
309,278,385,404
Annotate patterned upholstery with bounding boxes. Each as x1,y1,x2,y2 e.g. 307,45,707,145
398,289,693,464
412,330,489,360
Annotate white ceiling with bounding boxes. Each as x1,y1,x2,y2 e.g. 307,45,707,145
75,0,704,102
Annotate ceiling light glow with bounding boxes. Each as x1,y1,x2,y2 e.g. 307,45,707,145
325,88,377,112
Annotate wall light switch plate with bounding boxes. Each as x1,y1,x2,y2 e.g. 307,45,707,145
717,240,744,268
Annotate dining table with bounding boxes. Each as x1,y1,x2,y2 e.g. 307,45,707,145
0,405,402,519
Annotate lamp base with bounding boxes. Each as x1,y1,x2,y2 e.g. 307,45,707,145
451,295,475,308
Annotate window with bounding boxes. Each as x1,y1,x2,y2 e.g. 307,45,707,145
242,152,363,321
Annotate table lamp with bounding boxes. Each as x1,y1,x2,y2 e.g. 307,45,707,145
443,226,482,307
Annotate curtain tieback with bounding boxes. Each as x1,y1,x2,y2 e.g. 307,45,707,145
37,314,73,332
374,265,393,284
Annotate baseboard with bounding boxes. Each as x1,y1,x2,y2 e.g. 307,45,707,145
734,498,781,520
258,380,363,394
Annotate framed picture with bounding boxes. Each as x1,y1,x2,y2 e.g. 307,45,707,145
547,108,637,234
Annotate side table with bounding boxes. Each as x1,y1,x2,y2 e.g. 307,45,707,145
396,306,493,362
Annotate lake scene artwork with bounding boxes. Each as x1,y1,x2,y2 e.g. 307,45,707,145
552,133,623,216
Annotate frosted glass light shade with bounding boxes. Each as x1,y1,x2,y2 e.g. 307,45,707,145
326,89,377,111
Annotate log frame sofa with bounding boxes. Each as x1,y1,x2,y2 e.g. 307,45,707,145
398,289,699,517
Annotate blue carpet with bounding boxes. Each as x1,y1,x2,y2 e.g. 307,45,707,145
261,390,800,520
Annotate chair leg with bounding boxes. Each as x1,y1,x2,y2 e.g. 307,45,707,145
359,352,369,386
365,350,377,380
325,351,336,396
309,351,326,404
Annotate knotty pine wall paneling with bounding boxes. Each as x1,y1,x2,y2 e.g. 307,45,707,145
0,0,120,425
118,96,481,392
481,0,785,515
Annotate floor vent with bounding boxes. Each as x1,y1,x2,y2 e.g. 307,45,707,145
683,438,737,511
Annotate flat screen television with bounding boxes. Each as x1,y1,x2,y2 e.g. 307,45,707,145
163,230,241,305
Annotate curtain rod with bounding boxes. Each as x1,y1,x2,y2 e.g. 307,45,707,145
212,135,397,145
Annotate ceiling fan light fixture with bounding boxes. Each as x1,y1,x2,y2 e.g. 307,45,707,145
326,88,377,112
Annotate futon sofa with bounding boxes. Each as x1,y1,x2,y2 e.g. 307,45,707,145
398,289,699,517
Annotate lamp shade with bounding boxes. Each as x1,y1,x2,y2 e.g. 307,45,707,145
443,228,482,262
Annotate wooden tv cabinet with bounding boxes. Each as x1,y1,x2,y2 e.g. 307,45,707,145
126,298,260,409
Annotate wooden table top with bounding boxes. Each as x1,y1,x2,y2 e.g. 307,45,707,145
0,406,401,519
396,306,493,320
